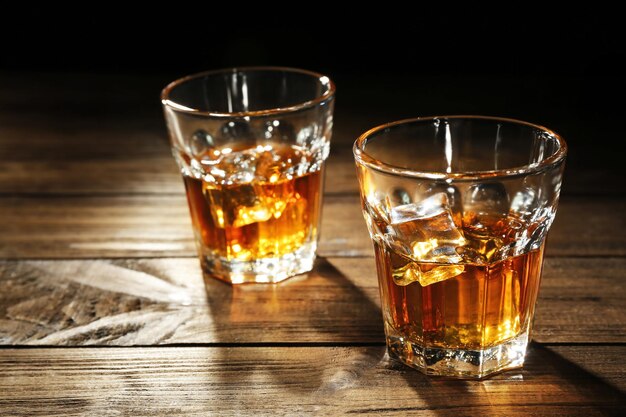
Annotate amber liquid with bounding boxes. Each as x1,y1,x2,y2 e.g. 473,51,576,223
182,143,322,263
375,220,545,350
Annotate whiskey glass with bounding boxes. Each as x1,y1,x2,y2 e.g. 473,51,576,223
354,116,566,378
162,67,335,284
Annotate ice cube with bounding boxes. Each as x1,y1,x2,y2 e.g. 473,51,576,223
390,252,421,286
255,147,282,182
254,144,304,182
203,181,294,228
424,183,462,215
200,146,296,228
388,193,466,263
419,264,465,286
390,192,452,224
218,148,258,184
389,250,465,287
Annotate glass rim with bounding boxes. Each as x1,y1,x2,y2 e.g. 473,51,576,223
353,115,568,181
161,66,336,118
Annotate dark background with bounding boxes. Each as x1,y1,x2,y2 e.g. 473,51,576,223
2,10,622,77
1,9,623,182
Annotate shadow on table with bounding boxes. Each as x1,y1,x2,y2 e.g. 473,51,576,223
388,343,626,417
201,258,625,415
527,343,625,416
201,256,383,344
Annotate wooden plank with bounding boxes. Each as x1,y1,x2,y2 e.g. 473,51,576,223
0,195,196,258
0,345,623,416
0,122,355,195
0,132,618,196
0,115,183,194
0,158,184,195
1,257,623,345
0,149,355,195
0,195,623,258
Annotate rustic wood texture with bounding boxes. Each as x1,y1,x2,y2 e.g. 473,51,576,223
1,73,624,415
0,136,356,196
0,345,624,416
1,195,623,258
0,135,621,196
0,257,623,345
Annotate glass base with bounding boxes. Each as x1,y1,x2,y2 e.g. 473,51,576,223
200,242,316,284
386,324,529,379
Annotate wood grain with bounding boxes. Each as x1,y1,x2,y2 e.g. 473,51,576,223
0,345,623,416
0,194,623,258
0,134,620,196
0,133,356,195
1,257,623,345
1,72,624,416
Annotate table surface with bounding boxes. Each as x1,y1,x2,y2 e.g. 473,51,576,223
0,73,624,416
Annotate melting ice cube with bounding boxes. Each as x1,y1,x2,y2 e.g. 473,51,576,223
389,250,465,287
203,180,294,229
384,193,467,286
254,144,309,182
201,146,296,228
389,193,466,263
423,183,463,216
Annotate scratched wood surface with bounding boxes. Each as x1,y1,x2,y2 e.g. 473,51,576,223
0,257,624,345
0,346,624,416
0,73,624,416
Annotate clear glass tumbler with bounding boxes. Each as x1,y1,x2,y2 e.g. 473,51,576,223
354,116,566,378
162,67,335,284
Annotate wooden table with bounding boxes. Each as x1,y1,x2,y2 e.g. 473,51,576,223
0,73,624,416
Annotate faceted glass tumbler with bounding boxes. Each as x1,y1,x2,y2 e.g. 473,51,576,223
353,116,567,378
162,67,335,284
